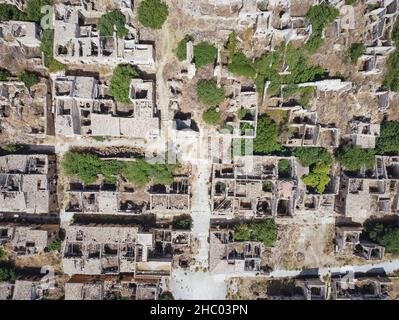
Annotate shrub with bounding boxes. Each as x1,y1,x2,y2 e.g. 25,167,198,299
0,267,16,281
215,182,226,193
2,144,21,153
24,0,53,22
240,122,254,136
278,159,291,178
202,108,221,125
0,247,5,260
0,68,10,81
196,79,225,106
376,121,399,154
176,35,193,61
98,10,128,37
305,32,324,53
19,71,39,89
138,0,168,29
294,147,332,167
160,292,174,300
364,223,399,255
263,181,274,192
238,108,252,120
173,217,192,230
193,42,217,69
345,0,357,5
253,115,282,154
383,50,399,91
228,52,256,78
336,145,375,172
226,31,238,57
306,3,339,34
109,64,139,103
302,162,331,194
392,17,399,44
47,239,62,252
347,43,366,64
234,219,278,247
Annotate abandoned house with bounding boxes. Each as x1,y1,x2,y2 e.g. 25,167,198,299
0,223,59,255
336,156,399,222
0,20,41,48
53,5,155,69
209,228,264,274
0,154,57,214
53,75,159,140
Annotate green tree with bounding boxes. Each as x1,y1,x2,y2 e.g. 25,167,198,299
226,31,238,57
159,292,174,300
302,162,331,193
176,35,193,61
0,3,26,21
278,159,291,178
228,52,256,78
138,0,168,29
19,71,39,89
253,115,282,154
196,79,225,105
173,217,192,230
0,247,6,260
122,160,173,187
294,147,332,167
193,42,217,69
25,0,53,22
0,267,16,281
98,10,128,37
109,64,139,103
202,108,221,125
364,223,399,255
376,121,399,154
47,239,62,252
337,145,375,172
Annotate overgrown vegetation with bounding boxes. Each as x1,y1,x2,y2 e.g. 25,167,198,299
346,43,366,64
1,144,22,154
138,0,169,29
98,10,128,37
193,42,218,69
376,121,399,155
233,219,278,247
336,145,375,172
202,107,221,125
305,3,340,53
109,64,139,103
196,79,225,106
0,247,5,260
364,222,399,255
40,29,66,72
19,71,39,89
62,152,174,187
228,52,256,78
253,114,283,155
0,0,53,22
173,217,192,230
176,35,193,61
294,147,332,167
383,47,399,91
263,181,274,192
302,163,331,194
47,239,62,252
278,159,291,178
159,292,174,300
0,68,11,81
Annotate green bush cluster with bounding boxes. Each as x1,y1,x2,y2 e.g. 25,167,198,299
346,43,366,64
384,50,399,92
253,114,283,155
226,31,238,57
233,219,278,247
98,10,128,37
62,152,174,187
202,108,221,125
302,163,331,194
364,223,399,255
228,52,256,78
0,0,53,22
173,217,192,230
0,267,16,281
376,121,399,155
47,239,62,252
305,3,339,53
278,159,291,178
336,145,375,172
193,42,218,69
138,0,169,29
294,147,332,167
19,71,39,89
176,35,193,61
196,79,225,106
0,247,5,260
40,29,66,72
109,64,139,103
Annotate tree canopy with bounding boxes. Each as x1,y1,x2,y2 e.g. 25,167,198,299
19,71,39,89
109,64,139,103
176,35,193,61
336,145,375,172
196,79,225,106
202,108,221,125
0,68,10,81
193,42,218,69
376,121,399,154
253,114,283,155
347,43,366,64
98,10,128,37
228,52,256,78
138,0,169,29
364,223,399,255
294,147,332,167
